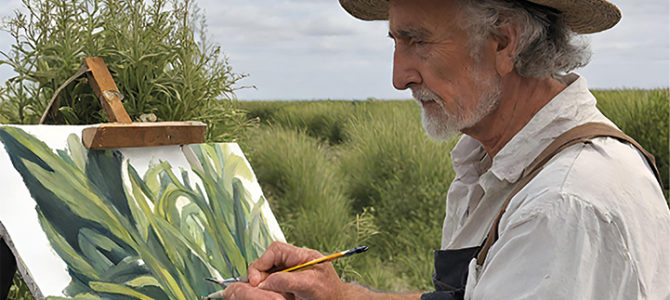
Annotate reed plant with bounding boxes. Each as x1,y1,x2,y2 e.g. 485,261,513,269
0,0,250,142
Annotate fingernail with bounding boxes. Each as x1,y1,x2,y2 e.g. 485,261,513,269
258,282,266,289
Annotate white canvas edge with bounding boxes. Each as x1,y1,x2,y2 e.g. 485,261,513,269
1,222,46,300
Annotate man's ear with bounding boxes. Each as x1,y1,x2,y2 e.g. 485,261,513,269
494,22,520,76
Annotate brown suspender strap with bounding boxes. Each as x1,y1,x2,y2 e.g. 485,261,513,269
476,122,663,265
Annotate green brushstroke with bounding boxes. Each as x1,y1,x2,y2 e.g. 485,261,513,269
0,126,278,299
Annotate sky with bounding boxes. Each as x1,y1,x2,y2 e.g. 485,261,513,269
0,0,668,100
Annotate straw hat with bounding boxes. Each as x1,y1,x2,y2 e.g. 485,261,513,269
339,0,621,34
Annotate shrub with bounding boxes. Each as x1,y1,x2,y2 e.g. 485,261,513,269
237,101,367,145
238,126,378,282
0,0,250,142
271,104,348,145
235,101,289,125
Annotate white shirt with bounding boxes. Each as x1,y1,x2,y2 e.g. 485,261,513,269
441,74,670,299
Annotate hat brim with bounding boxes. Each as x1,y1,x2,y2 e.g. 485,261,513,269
338,0,621,34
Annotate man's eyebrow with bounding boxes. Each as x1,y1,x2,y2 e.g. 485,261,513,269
388,27,431,40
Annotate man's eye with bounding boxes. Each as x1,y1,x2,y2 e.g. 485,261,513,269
413,40,427,46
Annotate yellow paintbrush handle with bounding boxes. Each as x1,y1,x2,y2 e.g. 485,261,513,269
279,252,345,273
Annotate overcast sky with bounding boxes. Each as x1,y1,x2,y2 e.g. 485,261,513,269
0,0,668,100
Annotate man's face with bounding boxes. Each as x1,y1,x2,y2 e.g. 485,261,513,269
389,0,503,140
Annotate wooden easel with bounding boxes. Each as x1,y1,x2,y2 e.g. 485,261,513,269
40,57,206,149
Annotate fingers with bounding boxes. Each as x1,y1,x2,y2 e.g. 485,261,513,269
248,242,324,286
220,282,287,300
257,262,346,300
258,271,306,294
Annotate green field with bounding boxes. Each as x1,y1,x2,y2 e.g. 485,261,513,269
230,89,669,292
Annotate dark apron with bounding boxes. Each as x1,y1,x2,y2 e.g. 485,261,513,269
421,246,481,300
420,122,663,300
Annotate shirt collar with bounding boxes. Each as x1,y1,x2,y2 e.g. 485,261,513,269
450,74,611,184
450,134,489,177
490,74,607,182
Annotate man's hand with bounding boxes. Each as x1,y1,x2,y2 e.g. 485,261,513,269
222,241,421,300
223,241,349,300
219,282,287,300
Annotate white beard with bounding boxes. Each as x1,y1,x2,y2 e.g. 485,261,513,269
412,72,502,141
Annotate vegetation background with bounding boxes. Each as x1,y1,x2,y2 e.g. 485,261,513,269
1,0,668,298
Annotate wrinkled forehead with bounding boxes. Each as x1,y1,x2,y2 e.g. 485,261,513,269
389,0,462,19
388,0,465,34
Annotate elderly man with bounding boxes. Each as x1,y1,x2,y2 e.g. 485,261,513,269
224,0,670,299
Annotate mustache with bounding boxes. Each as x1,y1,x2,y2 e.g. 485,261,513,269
411,87,445,109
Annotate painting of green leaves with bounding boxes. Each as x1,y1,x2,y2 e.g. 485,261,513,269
0,126,283,299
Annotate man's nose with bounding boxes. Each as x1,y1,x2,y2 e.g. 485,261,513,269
392,49,421,90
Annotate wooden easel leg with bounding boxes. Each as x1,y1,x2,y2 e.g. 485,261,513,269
0,237,17,300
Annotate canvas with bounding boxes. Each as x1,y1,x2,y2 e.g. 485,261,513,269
0,125,285,299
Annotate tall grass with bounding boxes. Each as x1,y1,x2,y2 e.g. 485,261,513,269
339,102,458,290
237,126,378,283
246,100,372,145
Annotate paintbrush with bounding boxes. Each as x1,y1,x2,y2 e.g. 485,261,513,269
204,275,248,286
277,245,368,272
202,246,368,299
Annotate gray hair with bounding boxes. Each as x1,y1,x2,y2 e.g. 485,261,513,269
459,0,591,78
